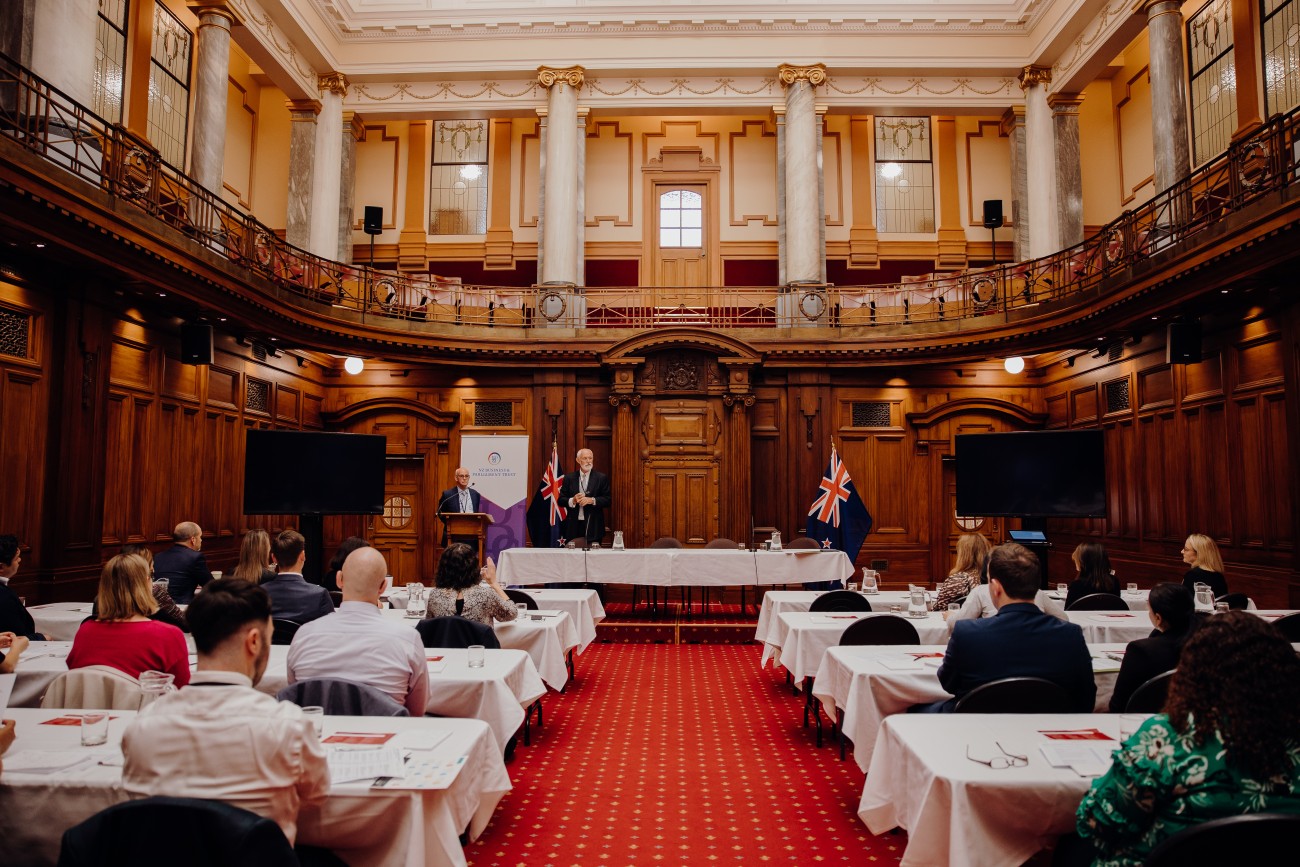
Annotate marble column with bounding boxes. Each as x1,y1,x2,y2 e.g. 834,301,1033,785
0,0,35,69
1000,106,1029,262
188,6,235,197
309,73,346,259
1145,0,1192,192
30,0,95,107
1020,65,1058,259
338,111,365,264
537,66,585,287
1049,93,1084,249
284,99,320,251
778,64,826,286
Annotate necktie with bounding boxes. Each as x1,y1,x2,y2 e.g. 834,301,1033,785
579,474,589,519
460,490,469,512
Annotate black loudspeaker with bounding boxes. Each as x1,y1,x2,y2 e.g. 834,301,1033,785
180,323,213,366
1166,320,1202,365
363,206,383,236
982,199,1004,229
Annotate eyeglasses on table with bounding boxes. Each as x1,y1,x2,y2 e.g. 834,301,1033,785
965,742,1029,769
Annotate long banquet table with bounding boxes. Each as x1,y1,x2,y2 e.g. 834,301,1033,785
27,602,95,642
0,708,511,867
762,610,955,681
497,547,854,586
755,590,915,644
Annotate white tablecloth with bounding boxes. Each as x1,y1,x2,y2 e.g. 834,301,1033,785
763,611,954,681
510,588,605,651
27,603,95,641
754,591,914,644
496,548,853,586
859,713,1130,867
812,644,1127,771
0,708,510,867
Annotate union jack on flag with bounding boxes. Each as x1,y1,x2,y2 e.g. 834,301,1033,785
542,444,567,526
805,445,873,570
808,446,853,526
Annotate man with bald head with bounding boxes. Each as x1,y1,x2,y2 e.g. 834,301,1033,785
153,521,211,604
437,466,482,547
559,448,612,545
286,547,429,715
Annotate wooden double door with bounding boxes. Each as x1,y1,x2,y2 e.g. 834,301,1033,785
638,398,721,546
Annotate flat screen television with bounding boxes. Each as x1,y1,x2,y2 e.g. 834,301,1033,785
243,430,386,515
955,431,1106,518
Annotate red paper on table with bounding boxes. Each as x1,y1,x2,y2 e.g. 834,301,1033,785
1099,614,1134,618
826,614,859,619
1038,729,1115,741
426,656,445,662
322,732,396,745
910,652,945,659
42,715,118,726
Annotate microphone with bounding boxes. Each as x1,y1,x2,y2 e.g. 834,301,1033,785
437,489,460,516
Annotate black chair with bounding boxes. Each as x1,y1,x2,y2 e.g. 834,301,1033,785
276,677,410,717
840,615,920,646
809,590,873,613
1067,593,1130,612
1215,592,1250,610
1125,669,1175,713
416,615,501,649
57,796,299,867
785,537,821,549
1271,611,1300,642
953,677,1072,713
328,591,343,609
1144,812,1300,867
505,588,538,610
271,618,302,645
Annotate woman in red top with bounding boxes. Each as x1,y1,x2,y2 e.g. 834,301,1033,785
67,553,190,686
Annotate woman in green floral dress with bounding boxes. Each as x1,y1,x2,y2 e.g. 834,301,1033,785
1073,611,1300,866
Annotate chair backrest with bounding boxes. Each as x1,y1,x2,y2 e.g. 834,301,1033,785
839,615,920,646
784,537,821,549
271,618,302,646
953,677,1072,713
566,536,592,549
1215,592,1250,610
705,538,739,549
1067,593,1130,611
275,677,410,717
416,615,501,649
328,590,343,609
809,590,873,613
649,537,684,548
57,796,299,867
1144,812,1300,867
1271,611,1300,642
505,588,538,610
1125,669,1175,713
41,666,145,710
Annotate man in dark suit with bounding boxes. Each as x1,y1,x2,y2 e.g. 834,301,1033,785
559,448,612,545
924,542,1096,713
438,467,483,546
154,522,212,605
0,534,44,640
261,529,333,625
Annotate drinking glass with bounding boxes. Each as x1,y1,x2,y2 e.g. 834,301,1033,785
80,712,109,746
1126,582,1138,595
301,706,324,736
889,604,903,614
861,572,878,594
516,603,528,619
1056,583,1068,598
1214,601,1229,614
467,645,486,668
947,603,961,614
846,582,858,593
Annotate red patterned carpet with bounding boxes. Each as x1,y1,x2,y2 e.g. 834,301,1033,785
465,642,906,865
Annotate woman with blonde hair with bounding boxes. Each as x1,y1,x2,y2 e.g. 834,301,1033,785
931,533,990,611
118,543,186,631
232,528,276,585
67,553,190,684
1180,533,1228,598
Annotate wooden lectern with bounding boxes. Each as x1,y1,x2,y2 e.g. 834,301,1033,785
440,512,493,558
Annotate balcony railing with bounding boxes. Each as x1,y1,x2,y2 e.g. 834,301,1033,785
0,51,1296,331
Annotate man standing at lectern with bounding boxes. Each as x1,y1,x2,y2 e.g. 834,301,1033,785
560,449,611,545
438,468,482,546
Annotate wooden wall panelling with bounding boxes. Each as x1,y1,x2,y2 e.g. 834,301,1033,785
748,390,784,545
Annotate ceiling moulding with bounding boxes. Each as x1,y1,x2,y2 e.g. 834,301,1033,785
312,19,1036,40
231,0,320,98
347,75,1020,113
1049,0,1144,94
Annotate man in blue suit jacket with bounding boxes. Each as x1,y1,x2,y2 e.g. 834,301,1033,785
926,542,1096,713
153,522,212,605
261,529,334,625
438,467,482,546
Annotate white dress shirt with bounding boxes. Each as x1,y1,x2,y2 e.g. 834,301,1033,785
286,601,430,716
121,670,329,844
949,584,1068,632
459,488,471,512
571,472,590,518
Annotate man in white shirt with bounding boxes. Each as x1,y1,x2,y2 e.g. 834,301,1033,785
121,578,329,844
286,546,429,716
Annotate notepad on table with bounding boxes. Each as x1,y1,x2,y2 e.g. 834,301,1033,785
1038,728,1114,741
1039,743,1113,777
327,745,404,784
877,656,924,671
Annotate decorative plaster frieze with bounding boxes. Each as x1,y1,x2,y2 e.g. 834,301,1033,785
1050,0,1138,90
229,0,319,96
778,64,828,87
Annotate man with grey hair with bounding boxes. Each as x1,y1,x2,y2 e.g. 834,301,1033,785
154,521,211,604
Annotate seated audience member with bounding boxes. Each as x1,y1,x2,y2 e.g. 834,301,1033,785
66,553,190,685
121,578,329,845
1107,582,1196,713
0,717,13,774
947,557,1067,627
925,542,1095,713
1075,611,1300,865
232,528,277,585
0,535,44,640
931,532,990,611
1064,542,1121,609
287,547,428,716
1180,532,1229,598
119,543,187,631
424,544,517,625
153,521,211,604
0,630,28,673
325,536,370,589
261,530,333,625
